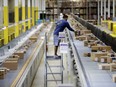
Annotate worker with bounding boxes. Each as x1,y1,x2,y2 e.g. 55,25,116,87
53,14,76,58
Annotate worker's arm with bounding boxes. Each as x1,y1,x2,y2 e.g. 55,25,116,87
66,22,75,32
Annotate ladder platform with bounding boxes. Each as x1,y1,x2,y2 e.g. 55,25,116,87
47,73,62,74
47,80,62,82
47,56,61,60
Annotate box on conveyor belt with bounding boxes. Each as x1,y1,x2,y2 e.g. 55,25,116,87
100,56,108,63
3,61,18,70
91,52,107,61
75,30,80,36
0,70,5,79
84,40,97,47
98,63,110,70
107,57,112,63
0,67,9,74
9,55,19,58
91,46,111,52
88,43,97,48
94,56,107,62
84,53,91,57
110,63,116,72
29,36,38,42
6,58,19,61
112,74,116,82
82,30,91,34
107,53,116,63
14,51,24,59
76,36,87,41
84,41,88,46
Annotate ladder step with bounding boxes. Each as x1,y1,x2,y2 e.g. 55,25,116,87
47,73,62,74
47,66,62,67
47,80,62,82
46,56,61,60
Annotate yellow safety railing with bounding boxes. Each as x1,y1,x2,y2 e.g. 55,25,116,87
0,29,4,47
19,23,23,34
8,25,15,42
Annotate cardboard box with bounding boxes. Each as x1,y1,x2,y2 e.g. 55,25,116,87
9,55,19,58
0,70,5,79
91,52,107,61
3,61,18,70
0,67,9,74
100,46,111,51
98,63,110,70
82,30,91,34
78,36,87,41
112,74,116,82
14,51,24,59
89,43,97,47
100,56,108,63
91,46,111,52
6,58,19,61
110,63,116,72
29,36,38,42
91,46,99,52
107,57,113,63
84,53,91,57
84,41,88,46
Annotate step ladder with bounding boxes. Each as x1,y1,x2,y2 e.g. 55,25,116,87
44,34,64,87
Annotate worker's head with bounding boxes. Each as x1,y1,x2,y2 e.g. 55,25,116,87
63,14,68,21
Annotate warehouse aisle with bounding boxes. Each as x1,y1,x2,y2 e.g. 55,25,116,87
31,32,76,87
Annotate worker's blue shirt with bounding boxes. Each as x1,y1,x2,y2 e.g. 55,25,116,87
54,19,74,35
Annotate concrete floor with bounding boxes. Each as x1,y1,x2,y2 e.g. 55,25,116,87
31,33,76,87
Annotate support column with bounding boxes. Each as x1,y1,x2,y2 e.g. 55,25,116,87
101,0,103,21
104,0,106,20
108,0,110,19
113,0,115,18
22,0,26,32
35,0,39,21
98,0,100,25
3,0,8,44
39,0,42,20
15,0,19,37
32,0,35,26
28,0,31,29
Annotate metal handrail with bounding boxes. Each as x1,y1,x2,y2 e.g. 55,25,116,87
66,30,90,87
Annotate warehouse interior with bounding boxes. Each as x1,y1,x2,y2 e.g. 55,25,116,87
0,0,116,87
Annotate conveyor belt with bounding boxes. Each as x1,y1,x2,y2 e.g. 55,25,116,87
73,40,116,87
66,26,116,87
0,24,43,63
0,22,54,87
0,40,41,87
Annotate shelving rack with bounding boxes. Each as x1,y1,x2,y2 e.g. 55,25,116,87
46,0,98,24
